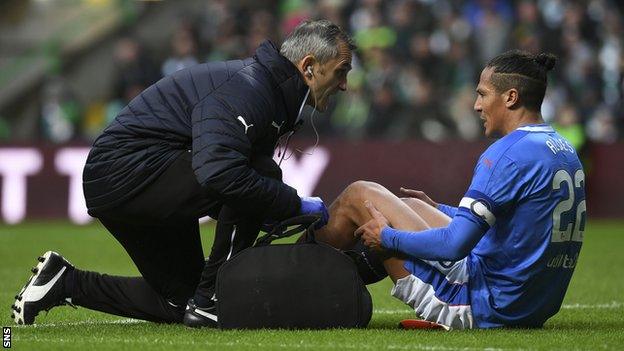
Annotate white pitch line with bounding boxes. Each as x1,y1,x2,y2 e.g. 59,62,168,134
15,318,144,328
374,301,622,315
374,309,415,314
560,301,622,309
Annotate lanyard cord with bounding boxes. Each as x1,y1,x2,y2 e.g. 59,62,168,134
277,86,324,165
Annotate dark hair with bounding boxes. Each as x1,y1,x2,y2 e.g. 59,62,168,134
280,20,356,64
486,50,557,112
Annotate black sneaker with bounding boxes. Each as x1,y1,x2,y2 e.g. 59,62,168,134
11,251,76,325
183,298,218,328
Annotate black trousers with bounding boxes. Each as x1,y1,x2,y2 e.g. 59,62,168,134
69,152,271,323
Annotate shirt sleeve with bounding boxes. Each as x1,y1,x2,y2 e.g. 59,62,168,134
436,203,458,217
380,215,486,261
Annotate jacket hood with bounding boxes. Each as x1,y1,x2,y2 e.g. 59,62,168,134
254,40,309,133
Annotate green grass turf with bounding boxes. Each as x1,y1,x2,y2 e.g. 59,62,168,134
1,220,623,350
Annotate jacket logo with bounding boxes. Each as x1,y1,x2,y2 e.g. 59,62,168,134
237,116,253,134
272,121,284,135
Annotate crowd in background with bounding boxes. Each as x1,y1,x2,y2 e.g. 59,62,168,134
19,0,624,148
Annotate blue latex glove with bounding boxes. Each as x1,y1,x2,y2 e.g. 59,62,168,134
300,196,329,229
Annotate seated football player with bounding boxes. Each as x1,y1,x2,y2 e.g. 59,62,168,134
313,50,586,329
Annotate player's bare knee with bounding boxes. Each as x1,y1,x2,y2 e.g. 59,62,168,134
337,181,367,210
335,181,389,223
339,180,368,205
345,180,387,200
401,197,430,212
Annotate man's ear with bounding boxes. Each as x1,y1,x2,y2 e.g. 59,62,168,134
504,88,519,108
298,55,317,84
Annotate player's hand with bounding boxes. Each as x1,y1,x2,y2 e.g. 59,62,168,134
400,187,438,208
354,201,389,250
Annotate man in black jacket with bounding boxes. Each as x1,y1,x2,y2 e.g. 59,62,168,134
11,20,355,328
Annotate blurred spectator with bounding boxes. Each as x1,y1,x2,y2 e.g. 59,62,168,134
280,0,313,36
113,37,160,101
82,37,160,141
83,102,107,141
40,77,81,143
246,10,278,56
0,116,10,140
464,0,513,64
552,104,586,150
587,106,618,143
512,0,544,53
330,70,370,139
598,11,623,108
161,23,199,77
200,0,229,42
449,85,482,140
350,0,385,34
318,0,348,29
206,19,246,61
367,82,400,138
389,1,420,61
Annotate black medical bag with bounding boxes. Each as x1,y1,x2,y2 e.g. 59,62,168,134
216,215,373,329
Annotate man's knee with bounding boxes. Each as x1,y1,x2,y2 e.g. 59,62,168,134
330,180,392,222
332,181,381,217
401,197,431,213
341,180,388,204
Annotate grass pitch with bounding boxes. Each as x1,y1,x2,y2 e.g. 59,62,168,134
1,220,623,350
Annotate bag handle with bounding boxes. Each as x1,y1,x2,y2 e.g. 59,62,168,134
254,214,320,246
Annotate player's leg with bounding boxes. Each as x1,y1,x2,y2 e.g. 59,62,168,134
389,256,473,329
312,181,446,281
400,197,451,228
314,181,440,250
317,185,452,284
388,197,473,328
311,181,472,328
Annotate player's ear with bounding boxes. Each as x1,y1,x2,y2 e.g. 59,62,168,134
504,88,519,108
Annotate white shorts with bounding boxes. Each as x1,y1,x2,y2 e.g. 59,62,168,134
391,258,474,330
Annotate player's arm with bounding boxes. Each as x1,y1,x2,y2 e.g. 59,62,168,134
380,213,486,261
400,187,458,217
436,204,458,218
357,198,491,261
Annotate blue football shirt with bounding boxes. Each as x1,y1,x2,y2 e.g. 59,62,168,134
460,124,586,328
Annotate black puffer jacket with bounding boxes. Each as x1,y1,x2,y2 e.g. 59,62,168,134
83,41,308,219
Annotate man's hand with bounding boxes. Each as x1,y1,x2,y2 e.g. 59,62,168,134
300,196,329,229
400,187,438,208
354,201,389,250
